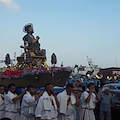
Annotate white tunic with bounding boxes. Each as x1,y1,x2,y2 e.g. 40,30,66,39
20,91,37,120
0,93,6,119
35,95,58,120
5,91,20,120
57,93,76,120
80,91,96,120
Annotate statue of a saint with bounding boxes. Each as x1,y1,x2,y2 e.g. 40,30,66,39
23,23,41,56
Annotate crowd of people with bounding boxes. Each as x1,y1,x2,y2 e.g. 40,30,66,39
67,76,101,93
0,79,114,120
67,76,120,92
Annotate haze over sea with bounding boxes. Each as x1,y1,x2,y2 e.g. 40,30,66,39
0,0,120,68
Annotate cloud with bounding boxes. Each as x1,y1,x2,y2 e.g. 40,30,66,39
0,0,19,11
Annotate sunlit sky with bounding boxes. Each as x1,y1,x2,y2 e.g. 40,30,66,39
0,0,120,68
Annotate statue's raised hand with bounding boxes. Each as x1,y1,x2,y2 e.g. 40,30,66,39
36,36,40,40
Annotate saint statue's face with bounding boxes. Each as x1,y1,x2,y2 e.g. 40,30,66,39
28,27,34,34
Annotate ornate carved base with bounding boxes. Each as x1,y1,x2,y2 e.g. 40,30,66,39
15,55,49,70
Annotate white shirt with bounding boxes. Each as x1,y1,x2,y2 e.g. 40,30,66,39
66,95,76,116
21,91,37,117
0,93,6,111
5,91,20,112
57,94,76,116
35,96,58,119
80,91,96,109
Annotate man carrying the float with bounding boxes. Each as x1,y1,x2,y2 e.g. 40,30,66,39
35,83,59,120
80,83,99,120
23,23,41,56
57,83,80,120
20,85,43,120
0,85,6,119
4,83,25,120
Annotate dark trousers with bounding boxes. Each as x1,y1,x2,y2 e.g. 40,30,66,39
99,110,111,120
95,86,99,93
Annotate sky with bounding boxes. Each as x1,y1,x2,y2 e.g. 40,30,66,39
0,0,120,68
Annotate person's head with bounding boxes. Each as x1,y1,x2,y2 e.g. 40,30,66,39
0,85,5,94
87,83,95,91
44,83,54,94
27,85,35,95
87,77,89,80
69,76,72,80
66,83,74,95
8,83,16,93
83,77,85,80
104,87,110,95
23,23,34,34
28,26,34,34
76,79,80,85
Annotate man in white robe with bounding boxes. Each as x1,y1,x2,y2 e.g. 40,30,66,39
20,85,43,120
57,83,80,120
80,83,99,120
5,83,25,120
0,85,6,119
35,83,59,120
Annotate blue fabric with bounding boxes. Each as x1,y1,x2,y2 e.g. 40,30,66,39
94,79,98,86
100,93,112,112
88,79,91,83
108,81,111,84
67,78,76,84
67,79,73,84
94,79,100,86
83,79,87,86
5,87,65,94
76,116,80,120
115,81,119,83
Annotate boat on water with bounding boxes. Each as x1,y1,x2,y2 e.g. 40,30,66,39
0,23,71,87
71,56,100,78
71,57,120,84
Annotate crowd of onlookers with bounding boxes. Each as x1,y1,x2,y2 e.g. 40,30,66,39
67,76,120,92
67,76,120,120
0,76,119,120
